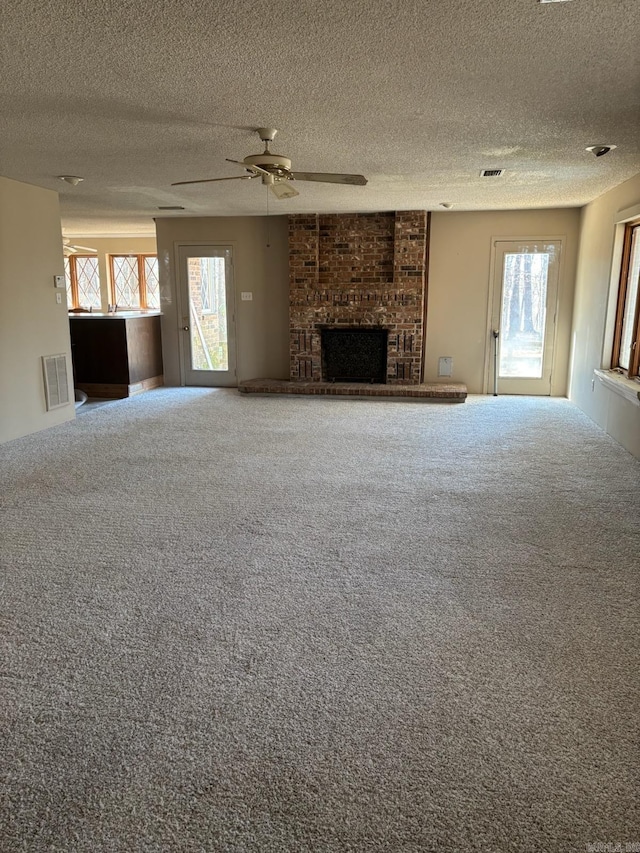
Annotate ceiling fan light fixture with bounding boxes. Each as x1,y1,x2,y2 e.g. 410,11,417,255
58,175,84,186
271,181,300,200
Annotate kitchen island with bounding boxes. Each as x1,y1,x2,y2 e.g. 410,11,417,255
69,312,163,398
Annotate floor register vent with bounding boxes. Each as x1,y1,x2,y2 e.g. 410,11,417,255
42,354,71,410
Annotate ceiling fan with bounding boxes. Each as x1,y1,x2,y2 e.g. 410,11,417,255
171,128,368,199
63,238,97,256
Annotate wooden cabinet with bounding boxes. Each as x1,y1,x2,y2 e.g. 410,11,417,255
69,313,163,398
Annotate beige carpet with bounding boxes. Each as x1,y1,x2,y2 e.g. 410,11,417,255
1,389,638,852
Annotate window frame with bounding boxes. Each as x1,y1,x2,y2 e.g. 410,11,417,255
108,254,159,310
65,254,102,310
611,218,640,380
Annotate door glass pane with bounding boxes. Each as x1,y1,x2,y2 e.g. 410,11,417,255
187,257,228,371
499,252,550,378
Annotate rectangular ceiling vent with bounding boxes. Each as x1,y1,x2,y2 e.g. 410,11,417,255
480,169,505,177
42,354,71,410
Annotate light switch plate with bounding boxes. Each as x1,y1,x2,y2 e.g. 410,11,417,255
241,292,253,301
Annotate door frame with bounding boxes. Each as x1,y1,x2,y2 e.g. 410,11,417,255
484,235,565,395
174,242,238,387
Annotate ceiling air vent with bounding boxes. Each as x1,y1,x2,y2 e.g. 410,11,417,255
480,169,505,177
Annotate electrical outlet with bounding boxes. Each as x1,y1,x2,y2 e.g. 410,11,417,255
438,356,453,377
241,292,253,301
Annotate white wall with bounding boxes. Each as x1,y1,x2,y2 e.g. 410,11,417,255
155,216,289,386
64,236,157,311
0,176,74,443
569,172,640,459
426,209,580,394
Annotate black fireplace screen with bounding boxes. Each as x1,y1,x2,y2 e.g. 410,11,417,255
321,328,388,383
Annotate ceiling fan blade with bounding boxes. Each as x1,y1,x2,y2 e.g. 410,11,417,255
225,158,271,177
63,240,97,254
171,175,255,186
291,172,367,186
270,181,300,200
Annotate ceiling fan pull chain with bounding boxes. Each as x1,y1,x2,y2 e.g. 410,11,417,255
266,186,270,248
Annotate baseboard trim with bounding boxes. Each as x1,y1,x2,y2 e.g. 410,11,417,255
76,376,164,399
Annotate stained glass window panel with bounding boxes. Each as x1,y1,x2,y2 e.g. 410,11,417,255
64,258,72,306
75,257,101,309
112,256,141,308
144,256,160,309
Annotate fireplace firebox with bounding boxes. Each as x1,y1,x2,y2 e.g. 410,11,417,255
321,328,388,383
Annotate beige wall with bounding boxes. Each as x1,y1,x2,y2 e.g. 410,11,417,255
568,172,640,459
64,236,157,311
155,216,289,385
426,209,580,395
0,176,74,443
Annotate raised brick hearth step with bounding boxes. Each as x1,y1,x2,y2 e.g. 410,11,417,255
238,380,467,401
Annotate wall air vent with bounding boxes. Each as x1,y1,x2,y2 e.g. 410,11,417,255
480,169,505,177
42,354,70,410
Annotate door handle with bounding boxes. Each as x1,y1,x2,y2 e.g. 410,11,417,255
182,325,190,331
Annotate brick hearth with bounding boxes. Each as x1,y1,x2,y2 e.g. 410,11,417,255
289,211,429,385
238,379,467,401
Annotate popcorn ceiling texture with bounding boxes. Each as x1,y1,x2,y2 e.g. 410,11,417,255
0,0,639,233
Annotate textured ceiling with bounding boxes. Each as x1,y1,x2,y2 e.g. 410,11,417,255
1,0,639,236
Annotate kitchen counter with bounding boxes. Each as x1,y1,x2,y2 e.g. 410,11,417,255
69,311,161,319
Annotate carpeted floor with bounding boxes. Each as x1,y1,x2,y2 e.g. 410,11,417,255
1,389,638,852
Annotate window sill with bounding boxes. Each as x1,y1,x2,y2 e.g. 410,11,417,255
594,369,640,405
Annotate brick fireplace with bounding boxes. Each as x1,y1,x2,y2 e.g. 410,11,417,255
289,211,429,384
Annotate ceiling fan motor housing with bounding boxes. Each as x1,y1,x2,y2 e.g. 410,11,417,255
244,153,292,179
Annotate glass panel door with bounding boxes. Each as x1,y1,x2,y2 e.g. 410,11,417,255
178,245,236,387
489,240,561,395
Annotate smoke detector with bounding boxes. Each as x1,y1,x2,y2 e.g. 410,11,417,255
58,175,84,186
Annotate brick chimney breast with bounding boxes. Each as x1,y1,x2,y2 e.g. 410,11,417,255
289,211,428,384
